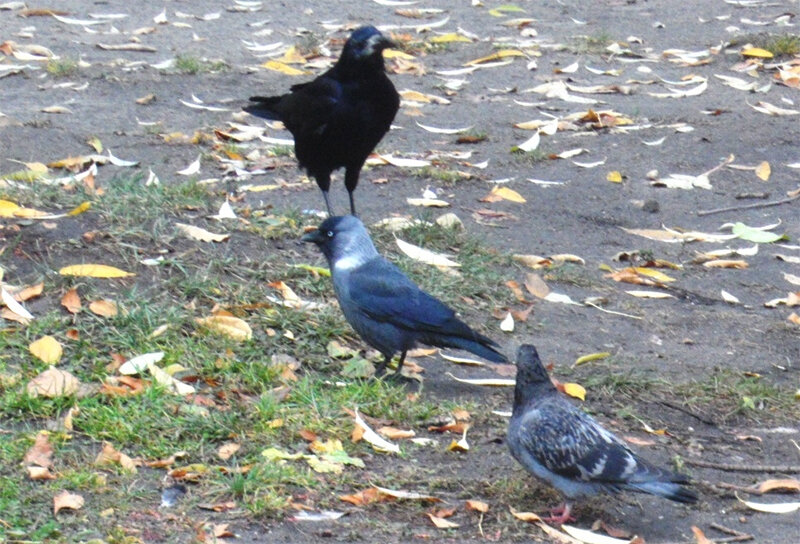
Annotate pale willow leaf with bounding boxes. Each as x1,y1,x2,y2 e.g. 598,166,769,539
721,290,740,303
561,524,631,544
500,312,515,332
439,352,486,366
1,286,34,319
739,496,800,514
119,351,165,375
415,122,472,134
177,155,201,176
396,238,460,267
447,373,515,387
515,131,540,152
626,290,676,299
148,362,195,395
407,197,450,208
376,154,431,168
544,292,580,305
175,222,230,243
354,408,400,454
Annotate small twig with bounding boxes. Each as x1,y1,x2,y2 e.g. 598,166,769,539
687,459,800,473
709,522,754,543
715,482,761,495
697,193,800,216
655,399,717,426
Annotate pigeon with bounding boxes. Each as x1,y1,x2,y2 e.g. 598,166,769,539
302,216,507,375
508,344,697,523
245,26,399,216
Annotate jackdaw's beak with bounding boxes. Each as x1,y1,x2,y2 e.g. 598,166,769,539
301,228,324,244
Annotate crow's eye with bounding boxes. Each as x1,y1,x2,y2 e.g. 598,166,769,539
326,231,334,238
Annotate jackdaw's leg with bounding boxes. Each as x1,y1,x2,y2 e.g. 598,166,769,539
374,354,392,376
393,351,407,375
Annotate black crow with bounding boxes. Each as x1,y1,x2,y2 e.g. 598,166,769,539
302,216,507,375
245,26,400,216
508,344,697,524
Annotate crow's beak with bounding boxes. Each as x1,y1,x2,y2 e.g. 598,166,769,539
378,36,397,51
301,228,324,244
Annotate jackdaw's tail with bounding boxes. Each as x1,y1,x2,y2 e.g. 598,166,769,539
437,334,507,364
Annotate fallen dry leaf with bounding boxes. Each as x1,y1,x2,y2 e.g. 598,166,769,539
195,315,253,341
89,299,118,317
59,264,134,278
61,288,81,314
53,490,85,514
27,367,80,398
24,431,54,468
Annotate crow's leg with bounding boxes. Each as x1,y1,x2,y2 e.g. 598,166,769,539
344,167,360,216
321,190,334,216
541,502,575,525
348,190,357,217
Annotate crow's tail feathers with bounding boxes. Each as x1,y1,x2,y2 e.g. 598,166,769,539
626,480,698,504
244,96,283,121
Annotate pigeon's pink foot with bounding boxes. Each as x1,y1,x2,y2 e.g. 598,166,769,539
541,502,575,525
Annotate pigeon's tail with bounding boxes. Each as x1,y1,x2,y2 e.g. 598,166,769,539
626,480,698,504
244,96,284,121
439,335,507,363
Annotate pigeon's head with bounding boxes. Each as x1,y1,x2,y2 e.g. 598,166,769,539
513,344,555,405
302,215,377,270
342,25,395,65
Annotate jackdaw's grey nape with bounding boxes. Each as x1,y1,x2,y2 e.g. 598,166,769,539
302,216,507,376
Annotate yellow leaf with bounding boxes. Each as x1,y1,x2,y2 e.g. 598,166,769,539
574,352,611,366
382,48,415,59
399,89,431,103
89,299,118,317
741,47,774,58
755,161,771,181
562,382,586,401
491,186,526,203
68,201,91,216
275,45,306,64
217,442,241,461
195,315,253,341
606,170,623,183
260,60,308,76
632,267,676,282
0,199,21,218
29,336,63,364
430,33,471,44
86,136,103,153
59,264,134,278
465,49,525,66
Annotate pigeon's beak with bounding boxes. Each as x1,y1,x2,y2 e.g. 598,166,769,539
301,228,325,244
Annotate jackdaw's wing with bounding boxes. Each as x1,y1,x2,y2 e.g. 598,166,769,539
347,260,469,335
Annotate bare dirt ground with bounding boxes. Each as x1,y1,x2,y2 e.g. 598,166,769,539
2,1,800,543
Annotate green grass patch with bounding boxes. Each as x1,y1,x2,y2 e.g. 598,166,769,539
46,57,79,78
174,55,228,74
